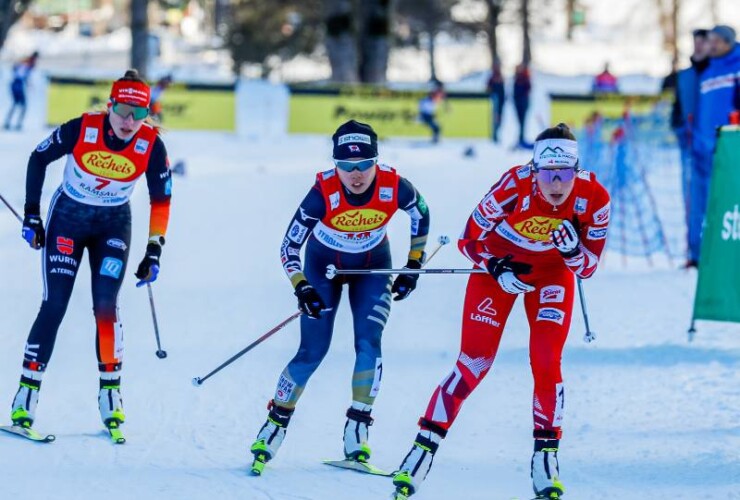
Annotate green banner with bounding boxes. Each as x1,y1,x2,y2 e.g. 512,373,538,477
47,77,236,131
693,126,740,323
288,85,491,138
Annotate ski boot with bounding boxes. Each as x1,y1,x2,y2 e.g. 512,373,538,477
250,401,294,475
531,438,565,499
11,379,41,429
99,376,126,443
343,401,373,462
392,423,444,499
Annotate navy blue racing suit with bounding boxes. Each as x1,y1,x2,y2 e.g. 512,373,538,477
17,114,171,389
271,165,430,408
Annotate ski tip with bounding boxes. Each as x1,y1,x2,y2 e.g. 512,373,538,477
0,424,56,443
323,458,392,476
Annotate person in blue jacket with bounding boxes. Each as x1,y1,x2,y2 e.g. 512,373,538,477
4,51,39,131
672,29,710,255
688,25,740,267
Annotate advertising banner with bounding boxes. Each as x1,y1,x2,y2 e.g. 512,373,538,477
692,126,740,323
288,85,491,138
47,77,236,131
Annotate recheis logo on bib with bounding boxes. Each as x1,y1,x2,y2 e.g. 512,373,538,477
513,217,563,241
80,151,135,180
331,209,388,231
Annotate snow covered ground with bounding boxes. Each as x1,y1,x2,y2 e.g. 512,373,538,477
0,81,740,500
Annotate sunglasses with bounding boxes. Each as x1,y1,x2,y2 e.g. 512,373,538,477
111,101,149,121
333,157,378,173
534,167,577,183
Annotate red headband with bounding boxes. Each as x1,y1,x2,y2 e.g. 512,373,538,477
110,80,151,107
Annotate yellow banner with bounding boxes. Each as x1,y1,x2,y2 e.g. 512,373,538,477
47,77,236,131
288,85,491,139
549,93,664,129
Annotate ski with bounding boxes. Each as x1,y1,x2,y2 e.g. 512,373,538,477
105,421,126,444
323,459,392,476
0,424,55,443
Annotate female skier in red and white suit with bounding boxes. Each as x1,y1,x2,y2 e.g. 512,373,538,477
392,123,611,500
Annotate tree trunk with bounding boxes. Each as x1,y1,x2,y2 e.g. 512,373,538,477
566,0,575,40
131,0,149,79
521,0,531,65
358,0,392,83
428,30,437,82
325,0,359,83
0,0,32,52
670,0,679,67
485,0,503,64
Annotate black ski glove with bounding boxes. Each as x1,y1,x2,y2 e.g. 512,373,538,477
135,242,162,287
550,219,581,258
486,254,535,294
21,204,45,250
294,280,326,319
486,254,532,278
391,259,423,301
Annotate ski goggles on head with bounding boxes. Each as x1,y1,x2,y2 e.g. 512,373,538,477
111,101,149,121
534,166,578,184
333,157,378,172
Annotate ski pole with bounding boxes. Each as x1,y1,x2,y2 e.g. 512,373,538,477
425,234,450,263
326,266,486,279
146,283,168,359
325,234,456,279
192,311,303,387
0,193,22,223
577,277,596,343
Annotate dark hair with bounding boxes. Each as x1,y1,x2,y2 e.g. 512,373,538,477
117,68,146,84
535,122,576,142
692,28,709,38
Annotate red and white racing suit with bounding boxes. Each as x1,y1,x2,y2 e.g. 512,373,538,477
420,164,610,440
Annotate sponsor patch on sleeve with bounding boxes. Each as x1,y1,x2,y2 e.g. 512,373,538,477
481,193,504,217
473,209,495,231
593,203,611,225
287,220,309,244
587,227,608,240
35,134,54,152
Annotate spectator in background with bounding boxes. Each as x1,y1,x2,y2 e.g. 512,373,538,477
592,63,619,93
671,29,710,255
4,51,39,131
418,81,446,144
689,24,740,268
149,74,173,123
487,58,505,143
513,63,532,149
